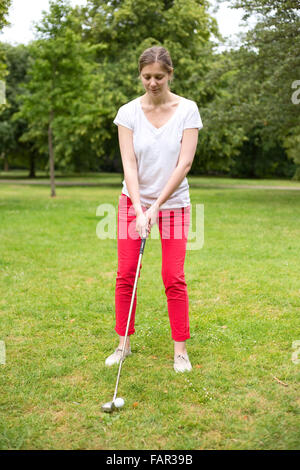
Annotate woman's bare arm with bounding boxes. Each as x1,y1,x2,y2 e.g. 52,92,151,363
156,128,199,208
117,125,148,237
117,125,143,216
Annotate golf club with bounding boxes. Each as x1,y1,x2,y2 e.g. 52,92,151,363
102,236,147,413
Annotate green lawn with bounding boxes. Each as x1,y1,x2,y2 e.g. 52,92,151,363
0,179,299,450
1,170,300,188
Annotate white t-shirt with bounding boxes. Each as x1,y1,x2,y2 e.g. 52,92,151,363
113,96,203,209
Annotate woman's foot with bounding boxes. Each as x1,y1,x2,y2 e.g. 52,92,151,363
174,352,192,373
105,346,132,366
105,335,131,366
173,340,192,372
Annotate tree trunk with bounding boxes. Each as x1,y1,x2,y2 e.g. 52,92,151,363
4,154,8,172
28,152,36,178
48,109,56,197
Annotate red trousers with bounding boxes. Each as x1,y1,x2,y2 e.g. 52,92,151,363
115,193,190,342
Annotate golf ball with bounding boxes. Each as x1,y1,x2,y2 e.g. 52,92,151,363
114,398,125,408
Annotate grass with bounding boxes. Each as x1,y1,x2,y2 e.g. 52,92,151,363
0,178,299,450
1,170,300,188
0,170,122,186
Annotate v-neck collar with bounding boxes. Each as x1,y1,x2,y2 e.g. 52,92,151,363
138,96,183,133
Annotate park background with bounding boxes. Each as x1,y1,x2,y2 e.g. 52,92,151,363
0,0,299,185
0,0,299,450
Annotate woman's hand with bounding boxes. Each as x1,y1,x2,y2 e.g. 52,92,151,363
135,211,149,239
145,202,159,231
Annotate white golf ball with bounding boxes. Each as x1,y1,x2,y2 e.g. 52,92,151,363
114,397,125,408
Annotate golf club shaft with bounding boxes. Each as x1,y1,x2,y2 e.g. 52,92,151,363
112,237,146,402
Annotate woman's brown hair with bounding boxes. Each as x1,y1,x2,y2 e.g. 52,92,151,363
138,46,174,79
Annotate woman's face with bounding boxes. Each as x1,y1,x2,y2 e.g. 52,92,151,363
140,62,171,96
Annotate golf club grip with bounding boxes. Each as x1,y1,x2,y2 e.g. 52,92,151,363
140,237,146,254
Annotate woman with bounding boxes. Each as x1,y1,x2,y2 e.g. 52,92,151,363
105,46,203,372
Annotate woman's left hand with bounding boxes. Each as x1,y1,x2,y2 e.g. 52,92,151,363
145,202,160,232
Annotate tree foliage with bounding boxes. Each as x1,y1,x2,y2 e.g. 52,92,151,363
1,0,298,179
0,0,11,30
0,0,12,84
0,43,32,172
14,0,101,178
217,0,300,177
14,0,222,174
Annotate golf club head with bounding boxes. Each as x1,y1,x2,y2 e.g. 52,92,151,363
101,401,115,413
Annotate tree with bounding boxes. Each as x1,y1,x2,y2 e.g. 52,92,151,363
0,43,32,174
0,0,11,30
217,0,300,178
0,0,12,104
14,0,99,196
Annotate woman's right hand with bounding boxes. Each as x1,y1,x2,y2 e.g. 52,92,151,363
135,211,149,239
